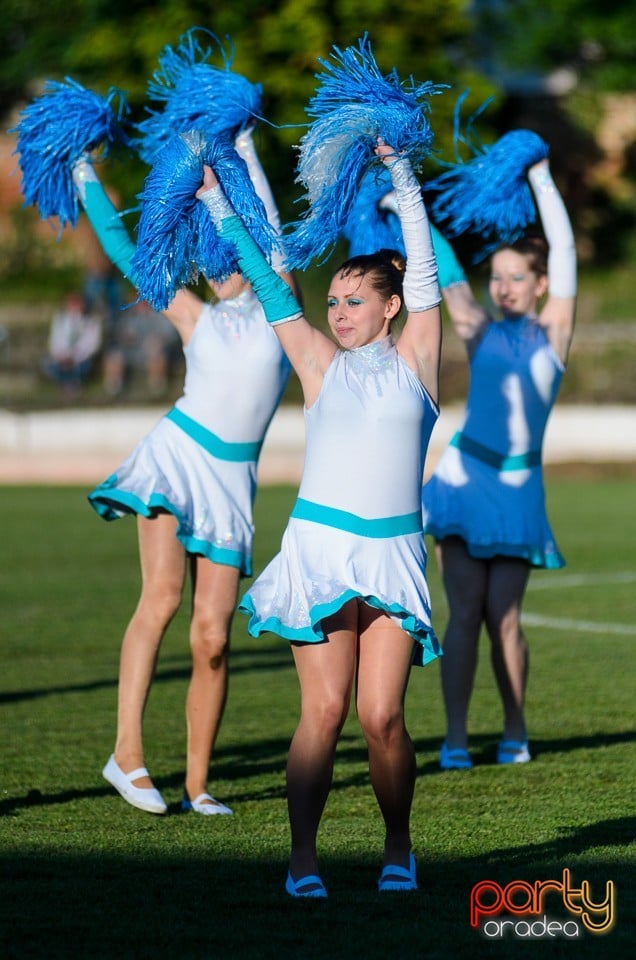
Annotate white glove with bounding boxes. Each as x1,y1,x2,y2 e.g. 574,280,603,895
234,127,286,273
386,156,440,313
528,161,577,299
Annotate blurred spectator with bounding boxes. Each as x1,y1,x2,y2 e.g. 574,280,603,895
83,263,123,339
41,291,103,396
102,299,181,397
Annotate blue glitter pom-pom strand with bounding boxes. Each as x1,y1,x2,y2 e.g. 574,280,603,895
341,166,404,257
135,27,263,165
132,131,277,310
11,78,129,229
285,35,446,269
427,127,550,259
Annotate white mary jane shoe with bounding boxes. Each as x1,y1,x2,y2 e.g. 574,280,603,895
181,792,233,816
102,755,167,815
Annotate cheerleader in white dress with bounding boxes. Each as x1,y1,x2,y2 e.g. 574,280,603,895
421,158,577,770
197,139,442,897
89,287,289,575
72,128,294,817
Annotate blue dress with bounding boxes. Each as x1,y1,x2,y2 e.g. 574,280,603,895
422,316,565,568
88,289,290,575
240,336,442,666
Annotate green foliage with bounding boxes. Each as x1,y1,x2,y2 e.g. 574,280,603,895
2,1,636,280
473,0,636,91
1,1,496,158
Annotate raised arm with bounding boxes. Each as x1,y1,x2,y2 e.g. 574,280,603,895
380,189,488,356
430,225,490,352
71,157,201,342
197,165,336,406
233,126,302,303
378,146,442,402
528,159,577,365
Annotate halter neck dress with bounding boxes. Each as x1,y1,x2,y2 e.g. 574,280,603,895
423,316,565,568
240,335,442,666
88,289,290,576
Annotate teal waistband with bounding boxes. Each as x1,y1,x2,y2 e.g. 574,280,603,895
450,431,541,471
166,407,262,462
290,497,423,538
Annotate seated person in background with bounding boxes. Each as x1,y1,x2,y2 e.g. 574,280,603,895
102,299,181,398
41,291,103,395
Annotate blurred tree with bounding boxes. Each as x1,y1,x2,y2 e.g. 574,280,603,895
1,0,495,168
1,1,499,289
3,0,634,274
470,0,636,264
472,0,636,93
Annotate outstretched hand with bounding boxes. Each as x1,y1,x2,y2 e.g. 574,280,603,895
196,164,219,198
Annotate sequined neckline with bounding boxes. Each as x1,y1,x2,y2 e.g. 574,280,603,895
223,287,258,309
209,287,261,339
348,335,394,359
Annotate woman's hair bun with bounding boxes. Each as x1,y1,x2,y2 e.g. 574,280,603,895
378,248,406,275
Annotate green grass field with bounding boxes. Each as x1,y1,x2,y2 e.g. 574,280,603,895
1,478,634,959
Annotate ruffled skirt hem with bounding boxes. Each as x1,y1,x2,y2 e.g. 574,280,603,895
239,588,441,667
425,521,565,569
89,484,252,573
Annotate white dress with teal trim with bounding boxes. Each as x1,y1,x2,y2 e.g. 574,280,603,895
88,289,290,575
422,316,565,568
239,336,442,667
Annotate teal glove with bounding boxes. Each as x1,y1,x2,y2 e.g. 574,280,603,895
430,224,467,290
72,159,136,282
199,185,302,325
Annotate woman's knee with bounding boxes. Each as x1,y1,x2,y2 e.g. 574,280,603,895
358,702,405,746
138,579,183,626
301,691,350,739
190,611,231,666
485,603,523,646
447,604,483,642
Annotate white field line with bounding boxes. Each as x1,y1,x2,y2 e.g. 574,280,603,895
528,571,636,591
523,570,636,636
522,613,636,636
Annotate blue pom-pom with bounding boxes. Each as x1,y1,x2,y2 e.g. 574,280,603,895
426,128,550,259
11,78,129,229
285,35,446,269
135,28,263,165
132,130,276,310
342,167,405,257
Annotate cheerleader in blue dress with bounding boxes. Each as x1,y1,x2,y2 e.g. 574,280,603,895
196,132,442,896
421,156,577,770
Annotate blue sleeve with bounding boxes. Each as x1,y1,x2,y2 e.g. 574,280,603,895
430,224,467,290
219,215,302,325
80,180,137,282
